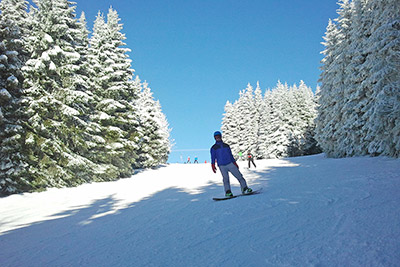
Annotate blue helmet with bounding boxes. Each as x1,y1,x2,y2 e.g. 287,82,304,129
214,131,222,137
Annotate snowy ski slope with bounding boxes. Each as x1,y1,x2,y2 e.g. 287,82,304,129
1,154,399,266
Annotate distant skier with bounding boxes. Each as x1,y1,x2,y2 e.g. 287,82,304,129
210,131,252,197
194,156,199,163
247,151,256,168
187,156,191,164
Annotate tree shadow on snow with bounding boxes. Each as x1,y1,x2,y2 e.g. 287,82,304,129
0,180,249,266
0,161,306,267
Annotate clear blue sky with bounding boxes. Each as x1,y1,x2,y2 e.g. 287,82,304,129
41,0,339,163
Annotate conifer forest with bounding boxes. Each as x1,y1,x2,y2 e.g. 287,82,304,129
0,0,171,195
1,0,399,195
221,0,399,160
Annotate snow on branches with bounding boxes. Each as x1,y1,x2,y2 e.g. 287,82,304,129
0,0,171,196
222,81,320,160
315,0,400,158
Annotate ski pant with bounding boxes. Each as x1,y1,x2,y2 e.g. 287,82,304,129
248,158,256,168
219,162,248,193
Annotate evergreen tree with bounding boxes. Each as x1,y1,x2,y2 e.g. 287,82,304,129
224,85,256,158
253,81,264,158
73,10,121,181
239,83,258,156
88,7,140,176
363,0,400,157
267,81,292,158
291,81,320,155
221,101,234,143
315,19,343,156
221,81,318,160
316,0,400,158
21,0,99,190
0,0,30,195
136,78,171,168
229,99,243,158
0,1,171,195
340,0,373,156
334,0,356,157
316,0,355,157
258,89,274,158
221,100,240,158
153,99,171,164
221,92,243,158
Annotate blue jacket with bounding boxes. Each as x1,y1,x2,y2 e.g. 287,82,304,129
210,141,236,166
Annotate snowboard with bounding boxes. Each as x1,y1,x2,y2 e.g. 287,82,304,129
212,188,262,201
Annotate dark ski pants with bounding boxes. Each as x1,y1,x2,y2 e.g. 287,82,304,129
248,159,256,168
219,162,248,193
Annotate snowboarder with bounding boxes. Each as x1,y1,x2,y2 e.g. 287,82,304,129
247,151,256,168
194,157,199,163
186,156,191,164
210,131,252,197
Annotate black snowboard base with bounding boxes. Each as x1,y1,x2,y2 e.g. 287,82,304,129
212,188,262,201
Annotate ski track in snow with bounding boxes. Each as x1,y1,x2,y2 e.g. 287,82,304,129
0,154,399,266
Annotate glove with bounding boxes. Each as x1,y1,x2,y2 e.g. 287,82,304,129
211,163,217,173
233,162,239,169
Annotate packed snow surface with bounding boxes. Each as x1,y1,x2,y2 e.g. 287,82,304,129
0,154,399,266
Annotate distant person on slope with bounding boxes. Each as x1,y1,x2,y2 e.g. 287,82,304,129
210,131,252,197
247,151,257,168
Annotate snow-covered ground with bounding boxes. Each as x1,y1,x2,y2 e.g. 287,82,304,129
1,154,399,266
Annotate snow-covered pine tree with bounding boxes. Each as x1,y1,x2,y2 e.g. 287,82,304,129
88,8,140,176
222,93,244,158
222,80,318,160
71,10,122,181
272,81,319,157
221,100,242,159
221,101,234,145
339,0,373,156
258,89,274,158
228,90,244,157
136,78,170,168
0,0,30,195
73,11,94,93
21,0,99,190
333,0,357,157
266,81,293,158
253,81,264,158
239,83,258,157
363,0,400,157
317,0,400,158
83,11,119,178
75,12,90,56
284,83,300,157
224,85,253,159
315,19,343,156
316,0,355,157
291,81,320,156
153,99,171,164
